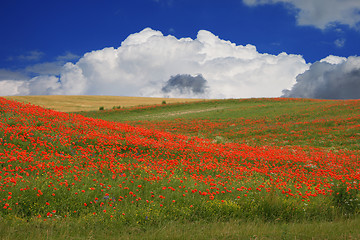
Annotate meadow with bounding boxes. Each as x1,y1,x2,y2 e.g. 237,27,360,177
0,96,359,239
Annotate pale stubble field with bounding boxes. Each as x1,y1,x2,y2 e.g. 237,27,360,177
4,95,206,112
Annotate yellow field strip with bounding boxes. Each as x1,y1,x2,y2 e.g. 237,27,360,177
3,95,208,112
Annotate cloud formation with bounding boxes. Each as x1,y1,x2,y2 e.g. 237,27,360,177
162,74,208,97
8,50,45,62
243,0,360,29
56,52,80,62
0,28,309,98
282,56,360,99
334,38,346,48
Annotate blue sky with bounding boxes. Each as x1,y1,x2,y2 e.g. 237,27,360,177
1,0,360,99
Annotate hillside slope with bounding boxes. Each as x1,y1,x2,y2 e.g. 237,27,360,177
80,98,360,150
1,97,359,239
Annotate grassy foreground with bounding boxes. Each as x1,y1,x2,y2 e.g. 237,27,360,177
1,218,360,239
1,97,360,239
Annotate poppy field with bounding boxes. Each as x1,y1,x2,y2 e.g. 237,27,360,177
1,97,360,239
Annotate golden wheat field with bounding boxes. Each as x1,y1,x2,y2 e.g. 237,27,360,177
3,95,206,112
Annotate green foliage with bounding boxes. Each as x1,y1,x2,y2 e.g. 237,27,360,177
1,214,360,240
332,183,360,214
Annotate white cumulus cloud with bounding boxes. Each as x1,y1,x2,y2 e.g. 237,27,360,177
243,0,360,29
0,80,25,96
320,55,347,65
0,28,309,98
282,56,360,99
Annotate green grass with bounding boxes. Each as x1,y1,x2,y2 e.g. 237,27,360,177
1,217,360,240
79,98,336,121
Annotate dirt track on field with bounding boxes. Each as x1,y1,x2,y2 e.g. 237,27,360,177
138,107,228,119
